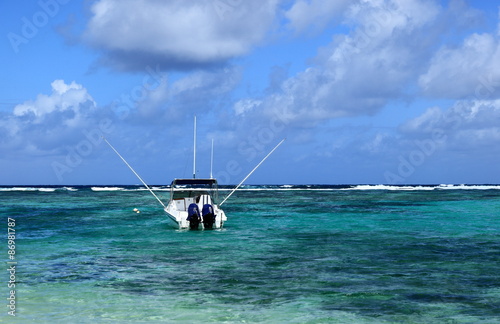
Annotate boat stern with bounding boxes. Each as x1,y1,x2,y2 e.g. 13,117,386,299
164,205,189,229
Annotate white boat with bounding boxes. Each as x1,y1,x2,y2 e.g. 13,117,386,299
164,178,227,229
162,116,227,229
103,116,284,230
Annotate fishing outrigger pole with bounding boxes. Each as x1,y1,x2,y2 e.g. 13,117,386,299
102,136,167,209
219,138,286,206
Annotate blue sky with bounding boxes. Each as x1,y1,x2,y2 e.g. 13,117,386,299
1,0,500,185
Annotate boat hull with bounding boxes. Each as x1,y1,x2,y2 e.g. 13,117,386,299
164,206,226,230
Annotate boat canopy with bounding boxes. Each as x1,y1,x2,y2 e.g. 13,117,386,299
171,179,218,186
170,178,219,202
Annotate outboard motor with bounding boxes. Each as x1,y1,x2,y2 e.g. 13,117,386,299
187,203,201,230
202,204,215,229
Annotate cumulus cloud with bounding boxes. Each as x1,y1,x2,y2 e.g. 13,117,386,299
83,0,280,71
0,80,98,155
285,0,352,34
352,98,500,156
230,0,443,130
127,67,242,124
400,99,500,150
13,80,95,125
419,32,500,99
326,98,500,184
0,69,241,154
201,0,500,178
214,0,496,153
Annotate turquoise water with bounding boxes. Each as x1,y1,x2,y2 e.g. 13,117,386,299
1,185,500,323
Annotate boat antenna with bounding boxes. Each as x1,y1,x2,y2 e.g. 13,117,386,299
102,136,167,209
193,115,197,179
220,138,286,206
210,138,214,179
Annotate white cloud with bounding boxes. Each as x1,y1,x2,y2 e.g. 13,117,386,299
221,0,497,150
232,0,443,129
1,80,98,154
171,68,239,97
122,67,242,124
285,0,352,34
13,80,95,126
233,99,262,116
419,32,500,99
84,0,280,71
210,0,500,175
399,106,444,134
400,99,500,150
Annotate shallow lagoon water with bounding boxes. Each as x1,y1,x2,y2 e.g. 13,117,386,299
1,185,500,323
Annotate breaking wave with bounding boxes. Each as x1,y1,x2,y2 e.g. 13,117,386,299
0,186,78,192
1,184,500,192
